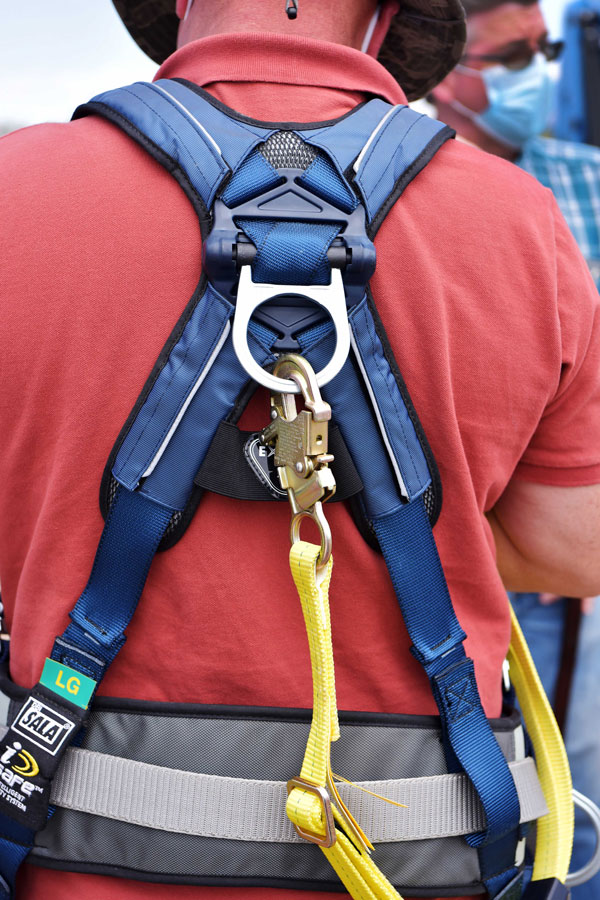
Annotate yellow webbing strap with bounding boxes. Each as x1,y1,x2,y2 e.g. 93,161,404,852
508,604,574,883
286,541,403,900
285,540,573,896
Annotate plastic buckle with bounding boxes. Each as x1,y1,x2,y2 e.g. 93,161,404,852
287,777,336,848
203,169,376,307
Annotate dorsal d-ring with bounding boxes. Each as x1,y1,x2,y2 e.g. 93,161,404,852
232,265,350,394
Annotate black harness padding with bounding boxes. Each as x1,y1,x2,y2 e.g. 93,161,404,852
195,421,364,502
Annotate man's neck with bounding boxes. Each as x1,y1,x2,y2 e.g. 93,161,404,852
177,0,379,52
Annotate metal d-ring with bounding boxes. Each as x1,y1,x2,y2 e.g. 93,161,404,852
290,503,332,571
232,265,350,394
565,790,600,887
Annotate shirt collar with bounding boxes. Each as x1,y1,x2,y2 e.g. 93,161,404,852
156,32,407,106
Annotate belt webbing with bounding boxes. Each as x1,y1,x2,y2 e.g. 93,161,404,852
48,748,547,844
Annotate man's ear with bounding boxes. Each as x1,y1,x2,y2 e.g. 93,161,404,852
431,73,457,105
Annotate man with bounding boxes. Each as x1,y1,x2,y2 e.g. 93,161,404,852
429,0,600,286
428,4,600,897
2,1,600,899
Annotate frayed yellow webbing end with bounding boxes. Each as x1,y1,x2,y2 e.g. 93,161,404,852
332,773,408,809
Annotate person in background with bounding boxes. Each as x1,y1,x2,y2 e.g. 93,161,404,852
429,0,600,287
424,3,600,896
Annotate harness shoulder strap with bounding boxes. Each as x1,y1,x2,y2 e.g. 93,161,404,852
303,102,453,233
74,80,274,216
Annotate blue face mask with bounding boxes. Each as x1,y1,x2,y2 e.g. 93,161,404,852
453,55,553,150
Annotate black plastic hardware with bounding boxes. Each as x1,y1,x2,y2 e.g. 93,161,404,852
522,879,570,900
286,0,298,19
252,299,332,352
203,168,376,308
233,238,350,271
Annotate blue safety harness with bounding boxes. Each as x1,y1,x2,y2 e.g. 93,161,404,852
0,80,531,898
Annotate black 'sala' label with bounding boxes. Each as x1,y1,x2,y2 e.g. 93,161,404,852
0,690,85,829
12,697,75,756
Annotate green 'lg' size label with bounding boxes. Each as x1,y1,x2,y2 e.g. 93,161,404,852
40,658,96,710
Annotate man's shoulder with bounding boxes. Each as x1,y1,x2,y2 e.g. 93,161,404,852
386,131,555,233
0,113,188,265
0,117,111,172
0,116,158,212
408,102,550,203
439,136,550,197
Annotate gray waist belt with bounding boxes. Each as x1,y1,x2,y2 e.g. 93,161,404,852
0,683,543,896
51,748,546,844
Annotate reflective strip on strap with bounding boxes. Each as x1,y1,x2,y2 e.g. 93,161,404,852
50,750,547,844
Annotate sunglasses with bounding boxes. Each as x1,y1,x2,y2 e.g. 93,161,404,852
462,36,564,70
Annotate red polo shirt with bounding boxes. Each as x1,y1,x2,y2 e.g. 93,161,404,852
2,31,600,900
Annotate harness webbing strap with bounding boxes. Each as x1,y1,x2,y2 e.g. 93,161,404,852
237,219,342,285
77,81,270,209
0,487,173,899
112,288,278,510
111,285,233,493
54,487,173,678
373,501,466,667
373,499,522,892
352,106,453,226
298,312,430,509
47,748,547,843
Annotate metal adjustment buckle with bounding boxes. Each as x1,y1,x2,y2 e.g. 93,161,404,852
286,777,336,848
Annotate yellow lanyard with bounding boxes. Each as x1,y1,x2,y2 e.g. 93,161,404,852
261,353,573,897
286,541,404,900
507,605,573,884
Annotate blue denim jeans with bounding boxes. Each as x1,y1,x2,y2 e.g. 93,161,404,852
510,593,600,900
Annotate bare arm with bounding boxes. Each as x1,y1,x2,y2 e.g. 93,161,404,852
487,480,600,596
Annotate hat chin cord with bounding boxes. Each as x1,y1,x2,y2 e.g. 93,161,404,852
283,1,382,53
361,4,382,52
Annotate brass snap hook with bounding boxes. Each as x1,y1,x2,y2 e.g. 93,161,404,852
290,502,332,572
